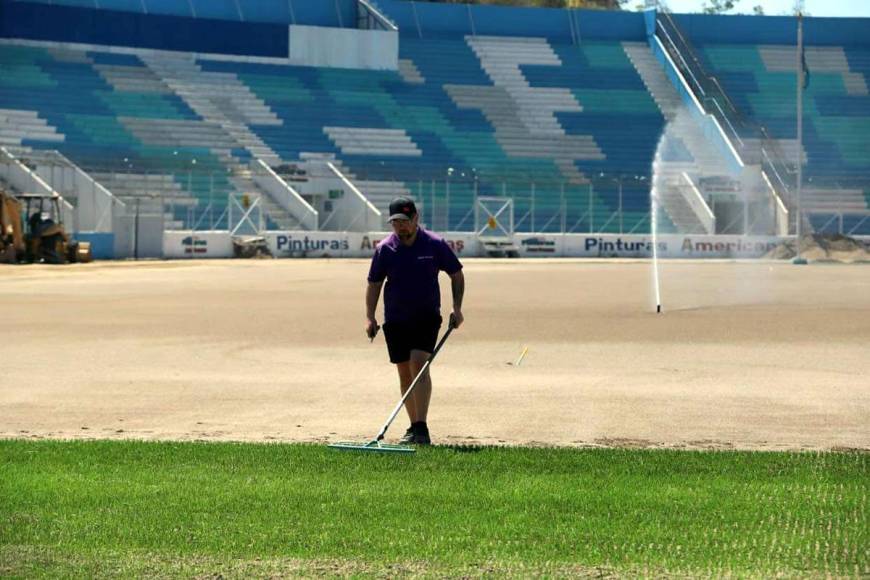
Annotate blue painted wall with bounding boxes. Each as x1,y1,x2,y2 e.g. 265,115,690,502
644,8,656,38
0,1,289,57
672,13,870,47
575,9,646,41
471,4,576,38
75,232,115,259
5,0,357,26
376,1,867,47
6,0,866,52
377,0,646,41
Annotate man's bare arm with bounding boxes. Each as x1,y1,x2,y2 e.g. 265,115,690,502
366,280,383,321
449,270,464,328
365,281,384,339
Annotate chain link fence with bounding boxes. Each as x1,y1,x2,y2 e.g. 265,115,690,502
3,150,867,239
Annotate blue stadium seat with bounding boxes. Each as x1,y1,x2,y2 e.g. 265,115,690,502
1,35,669,233
697,43,870,233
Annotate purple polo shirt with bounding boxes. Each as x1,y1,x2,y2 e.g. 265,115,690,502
367,228,463,324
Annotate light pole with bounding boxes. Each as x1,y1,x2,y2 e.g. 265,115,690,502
793,12,807,264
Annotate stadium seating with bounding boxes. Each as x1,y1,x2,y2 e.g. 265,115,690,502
197,35,666,232
2,1,868,237
0,33,670,233
696,43,870,233
16,34,865,235
0,44,290,229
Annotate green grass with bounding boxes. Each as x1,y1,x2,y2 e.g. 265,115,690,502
1,440,867,578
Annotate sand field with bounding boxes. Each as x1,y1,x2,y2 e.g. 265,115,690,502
2,258,868,451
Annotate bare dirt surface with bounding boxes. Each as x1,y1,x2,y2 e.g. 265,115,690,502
2,258,868,451
764,234,870,263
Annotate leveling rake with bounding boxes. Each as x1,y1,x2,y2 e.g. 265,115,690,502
329,319,456,454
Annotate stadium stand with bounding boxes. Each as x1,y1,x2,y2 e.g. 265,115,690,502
694,43,870,234
0,0,867,239
0,35,672,233
190,34,670,233
0,43,307,230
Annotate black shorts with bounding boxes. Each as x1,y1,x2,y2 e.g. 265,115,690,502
383,314,442,364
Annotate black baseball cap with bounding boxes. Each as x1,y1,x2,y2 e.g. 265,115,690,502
388,196,417,222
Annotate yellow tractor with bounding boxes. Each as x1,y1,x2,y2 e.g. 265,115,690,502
6,192,92,264
0,190,25,263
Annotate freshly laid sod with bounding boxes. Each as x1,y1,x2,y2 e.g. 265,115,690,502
1,440,867,578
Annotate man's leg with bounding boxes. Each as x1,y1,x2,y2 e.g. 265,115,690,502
408,349,432,422
395,362,418,423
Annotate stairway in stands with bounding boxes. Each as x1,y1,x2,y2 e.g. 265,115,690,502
623,41,733,234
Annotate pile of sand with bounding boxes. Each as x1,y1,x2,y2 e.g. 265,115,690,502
764,234,870,263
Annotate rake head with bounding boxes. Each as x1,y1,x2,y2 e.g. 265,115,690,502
328,440,416,454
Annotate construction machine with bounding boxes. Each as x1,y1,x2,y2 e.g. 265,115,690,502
0,190,25,263
5,192,92,264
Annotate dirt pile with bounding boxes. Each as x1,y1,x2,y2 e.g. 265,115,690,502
764,234,870,263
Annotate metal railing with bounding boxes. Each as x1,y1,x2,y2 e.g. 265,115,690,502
171,172,661,234
7,153,868,237
358,0,398,31
655,9,798,210
807,211,870,237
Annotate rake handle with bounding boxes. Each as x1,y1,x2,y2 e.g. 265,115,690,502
375,318,455,441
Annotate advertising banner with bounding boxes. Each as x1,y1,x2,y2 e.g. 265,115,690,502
507,234,786,259
163,231,233,259
263,231,478,258
163,231,788,260
564,234,786,259
514,234,563,257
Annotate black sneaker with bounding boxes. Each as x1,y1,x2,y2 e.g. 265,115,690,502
413,430,431,446
399,426,416,445
411,422,431,446
398,423,432,446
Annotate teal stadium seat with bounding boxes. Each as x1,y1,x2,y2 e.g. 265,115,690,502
1,34,669,233
0,45,241,229
697,43,870,233
196,36,666,233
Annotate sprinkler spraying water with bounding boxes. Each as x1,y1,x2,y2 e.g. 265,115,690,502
650,129,666,315
648,107,720,315
651,179,663,314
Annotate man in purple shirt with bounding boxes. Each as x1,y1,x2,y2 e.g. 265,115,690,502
366,196,465,445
